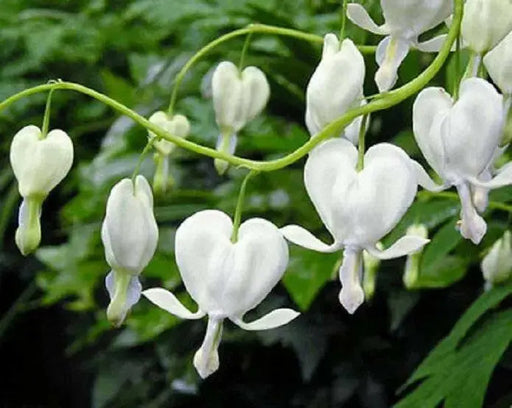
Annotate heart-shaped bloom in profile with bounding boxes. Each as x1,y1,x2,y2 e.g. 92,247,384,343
211,61,270,174
413,78,509,244
484,31,512,99
101,175,159,326
305,34,366,144
148,111,191,193
347,0,452,91
281,139,429,314
143,210,299,378
462,0,512,56
10,125,74,255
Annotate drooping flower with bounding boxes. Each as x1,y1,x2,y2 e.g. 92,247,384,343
461,0,512,56
347,0,452,91
10,125,74,255
481,231,512,289
143,210,299,378
211,61,270,174
148,111,190,193
413,78,510,244
281,139,429,314
305,33,366,144
484,31,512,100
101,175,159,326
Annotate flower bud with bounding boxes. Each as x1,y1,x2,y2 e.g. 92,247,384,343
461,0,512,54
148,111,189,193
101,175,158,326
403,224,428,289
10,125,73,254
483,31,512,96
212,61,270,174
481,231,512,288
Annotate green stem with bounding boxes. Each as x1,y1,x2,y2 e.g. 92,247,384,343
0,0,462,173
41,88,55,138
231,170,257,243
166,23,375,114
238,32,253,70
339,0,349,40
131,139,155,185
357,114,368,171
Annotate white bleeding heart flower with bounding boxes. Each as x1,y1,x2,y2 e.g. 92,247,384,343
101,175,159,326
148,111,190,155
413,78,509,245
212,61,270,174
347,0,452,91
481,231,512,289
484,31,512,99
143,210,299,379
148,111,190,193
305,34,366,145
280,139,429,314
10,125,73,255
462,0,512,55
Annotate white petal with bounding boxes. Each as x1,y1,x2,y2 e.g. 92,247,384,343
193,317,223,379
305,38,365,136
304,138,358,240
346,3,389,35
212,61,245,132
416,34,449,52
412,160,448,192
241,66,270,123
10,126,74,197
375,36,411,92
142,287,205,319
338,248,364,314
456,183,487,244
175,210,233,312
484,31,512,95
280,225,340,253
231,308,300,331
443,78,505,180
365,235,429,260
468,162,512,189
413,87,453,177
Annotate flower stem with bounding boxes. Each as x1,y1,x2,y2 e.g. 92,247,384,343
357,114,368,171
238,32,254,70
231,170,257,243
41,87,56,139
339,0,349,40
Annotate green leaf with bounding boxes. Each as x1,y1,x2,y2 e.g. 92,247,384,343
283,246,339,311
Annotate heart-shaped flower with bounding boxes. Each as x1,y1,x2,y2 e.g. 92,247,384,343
148,111,190,155
102,175,159,326
143,210,299,378
10,125,74,254
413,78,509,244
305,34,366,144
281,139,429,314
212,61,270,173
462,0,512,55
347,0,452,91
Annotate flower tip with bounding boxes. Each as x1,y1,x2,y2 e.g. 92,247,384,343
193,346,220,379
457,214,487,245
214,158,229,175
338,286,365,315
106,302,127,328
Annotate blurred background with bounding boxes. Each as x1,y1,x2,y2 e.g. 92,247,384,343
0,0,511,407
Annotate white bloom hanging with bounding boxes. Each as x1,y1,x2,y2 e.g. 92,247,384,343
484,31,512,100
143,210,299,378
347,0,452,91
10,125,74,255
281,139,429,314
101,175,159,326
211,61,270,174
461,0,512,56
305,33,366,144
413,78,510,244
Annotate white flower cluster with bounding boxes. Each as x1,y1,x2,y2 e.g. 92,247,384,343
9,0,512,380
